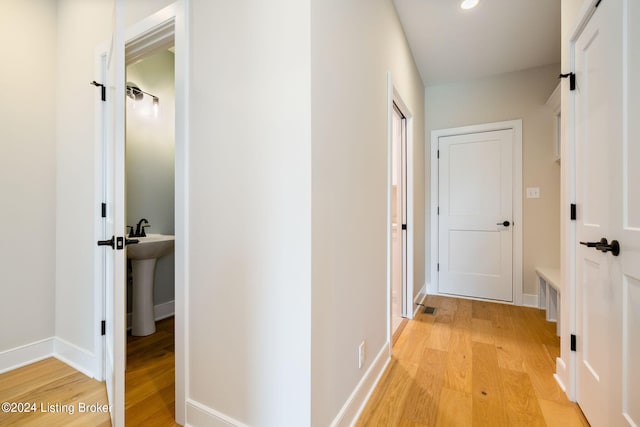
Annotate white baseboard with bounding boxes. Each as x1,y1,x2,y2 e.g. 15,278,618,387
127,299,175,329
0,338,54,375
53,337,99,379
0,337,98,380
554,356,568,395
413,284,428,318
522,293,538,308
185,398,248,427
330,342,391,427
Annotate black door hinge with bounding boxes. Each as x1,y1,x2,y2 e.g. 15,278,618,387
401,224,407,230
437,263,440,272
101,203,106,218
571,203,577,221
571,334,576,351
90,81,106,101
101,320,106,336
437,206,440,215
437,149,440,159
559,72,576,91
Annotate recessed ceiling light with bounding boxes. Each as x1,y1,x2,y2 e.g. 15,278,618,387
460,0,479,10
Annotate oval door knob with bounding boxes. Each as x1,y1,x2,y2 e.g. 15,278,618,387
497,221,511,227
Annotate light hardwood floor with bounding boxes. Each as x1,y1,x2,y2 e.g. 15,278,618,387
1,300,589,427
0,358,111,426
125,316,178,426
0,317,178,426
356,295,590,427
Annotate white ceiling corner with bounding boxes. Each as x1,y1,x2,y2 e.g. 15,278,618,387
393,0,561,86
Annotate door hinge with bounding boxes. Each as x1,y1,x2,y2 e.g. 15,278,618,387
101,203,106,218
559,72,576,91
437,149,440,159
401,223,407,230
437,263,440,272
101,320,106,336
571,334,576,351
90,81,106,102
570,203,577,221
437,206,440,215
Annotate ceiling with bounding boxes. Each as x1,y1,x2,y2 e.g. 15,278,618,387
393,0,561,86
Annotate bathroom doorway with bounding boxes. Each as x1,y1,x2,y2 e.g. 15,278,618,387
95,3,187,424
391,101,407,338
124,42,176,424
388,84,415,346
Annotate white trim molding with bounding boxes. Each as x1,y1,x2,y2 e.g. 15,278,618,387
522,293,539,308
0,337,98,380
430,120,524,306
185,399,249,427
0,338,55,375
330,342,392,427
413,284,428,317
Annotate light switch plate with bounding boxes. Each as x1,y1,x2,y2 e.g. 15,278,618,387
526,187,540,199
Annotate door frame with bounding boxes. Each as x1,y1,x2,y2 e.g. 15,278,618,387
386,74,415,348
93,2,189,424
429,120,523,305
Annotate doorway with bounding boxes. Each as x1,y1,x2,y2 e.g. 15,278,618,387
391,101,408,336
124,42,176,424
95,3,187,425
430,120,523,305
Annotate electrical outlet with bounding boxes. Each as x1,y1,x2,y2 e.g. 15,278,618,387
526,187,541,199
358,341,366,369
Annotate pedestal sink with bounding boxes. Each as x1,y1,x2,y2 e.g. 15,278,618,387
127,234,175,336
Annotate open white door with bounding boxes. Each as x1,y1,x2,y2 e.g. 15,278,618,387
98,1,126,425
574,0,639,425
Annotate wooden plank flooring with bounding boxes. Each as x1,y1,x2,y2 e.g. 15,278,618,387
125,316,178,427
0,358,111,426
0,317,178,426
0,301,589,426
356,295,590,427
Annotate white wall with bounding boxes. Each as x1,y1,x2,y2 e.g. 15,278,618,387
426,64,561,297
126,50,175,308
310,0,425,424
0,0,57,354
187,1,312,425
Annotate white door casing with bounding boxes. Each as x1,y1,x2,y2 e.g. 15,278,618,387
430,121,523,306
437,129,514,302
96,4,186,425
391,102,407,334
573,0,640,425
620,1,640,423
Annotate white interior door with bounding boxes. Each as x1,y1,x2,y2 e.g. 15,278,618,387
574,0,640,425
620,1,640,423
438,130,513,302
100,1,125,425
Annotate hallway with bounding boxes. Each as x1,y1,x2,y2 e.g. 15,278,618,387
357,295,589,426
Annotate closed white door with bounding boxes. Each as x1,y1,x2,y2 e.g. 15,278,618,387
99,1,126,425
438,130,513,301
574,0,640,425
